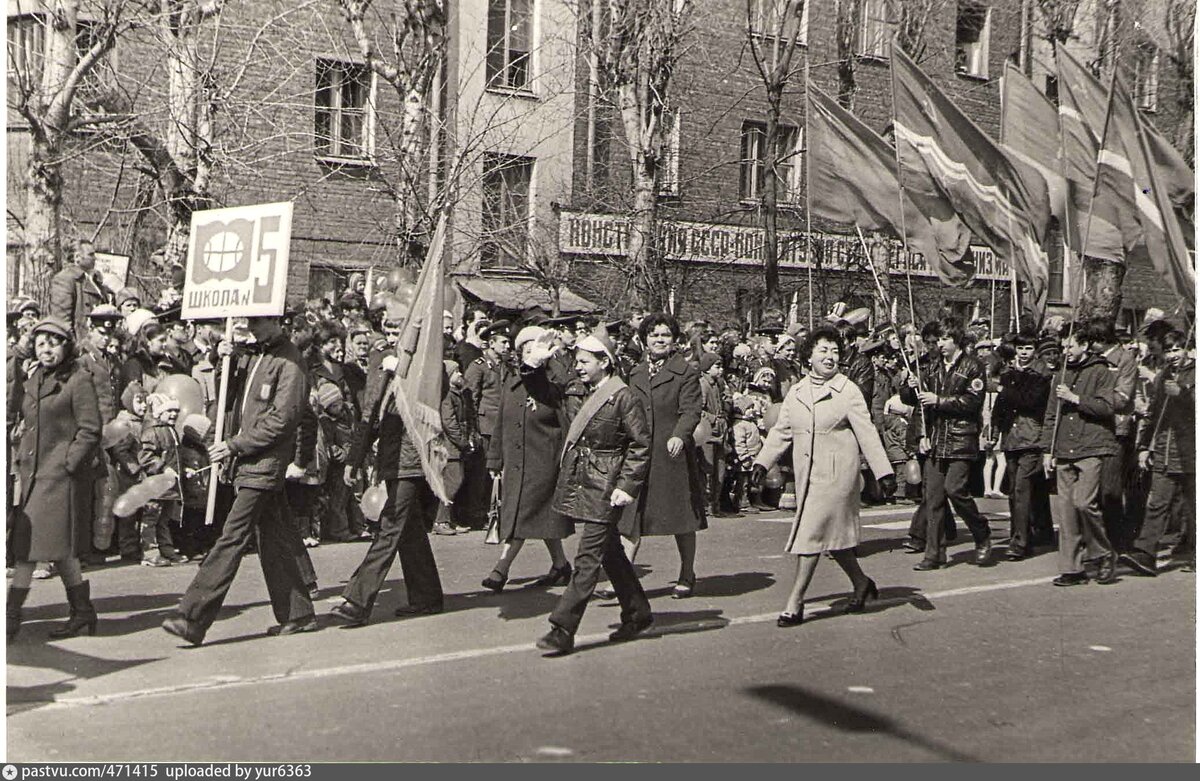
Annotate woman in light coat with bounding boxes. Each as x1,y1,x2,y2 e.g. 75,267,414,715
753,325,896,626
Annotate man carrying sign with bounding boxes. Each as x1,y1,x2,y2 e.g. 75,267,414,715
161,315,316,645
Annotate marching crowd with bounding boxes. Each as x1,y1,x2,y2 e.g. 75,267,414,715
5,241,1195,653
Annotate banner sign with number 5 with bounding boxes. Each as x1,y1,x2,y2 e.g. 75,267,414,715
183,201,293,320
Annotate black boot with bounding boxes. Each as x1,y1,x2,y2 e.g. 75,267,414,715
48,581,98,639
7,586,30,642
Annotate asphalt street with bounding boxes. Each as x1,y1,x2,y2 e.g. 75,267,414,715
5,498,1196,762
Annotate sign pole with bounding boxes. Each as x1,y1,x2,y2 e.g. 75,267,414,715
205,317,233,526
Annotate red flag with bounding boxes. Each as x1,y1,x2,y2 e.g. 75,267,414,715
1000,63,1069,234
389,217,452,503
806,83,973,285
891,44,1053,315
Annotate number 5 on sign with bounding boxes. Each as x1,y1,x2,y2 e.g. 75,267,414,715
183,201,293,320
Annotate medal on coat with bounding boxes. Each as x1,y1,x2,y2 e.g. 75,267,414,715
525,396,538,412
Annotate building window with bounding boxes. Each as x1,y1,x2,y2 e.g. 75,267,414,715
486,0,533,92
955,2,991,78
315,59,372,161
858,0,892,60
7,15,45,90
748,0,809,46
740,121,803,204
1134,46,1159,111
482,153,534,269
658,109,681,197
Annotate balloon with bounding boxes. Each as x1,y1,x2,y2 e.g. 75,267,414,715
764,465,785,490
360,483,388,522
370,291,393,311
387,267,415,290
763,403,782,431
156,374,206,436
693,416,713,444
182,413,211,441
101,418,134,449
374,273,393,293
112,493,138,519
143,469,179,502
904,458,922,485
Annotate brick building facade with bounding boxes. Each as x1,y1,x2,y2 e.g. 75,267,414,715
5,0,1189,329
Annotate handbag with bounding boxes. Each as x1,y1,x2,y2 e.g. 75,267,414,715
484,474,501,545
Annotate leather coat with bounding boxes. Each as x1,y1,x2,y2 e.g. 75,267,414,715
900,350,985,459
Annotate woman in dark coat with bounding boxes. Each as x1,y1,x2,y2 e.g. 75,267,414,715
118,319,188,400
616,313,707,598
481,326,574,591
536,331,652,655
7,317,103,642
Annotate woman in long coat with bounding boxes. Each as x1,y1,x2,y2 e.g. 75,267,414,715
7,317,103,642
618,313,707,598
753,324,896,626
535,331,652,655
481,327,575,592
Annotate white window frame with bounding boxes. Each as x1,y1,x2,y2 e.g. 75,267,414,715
481,153,536,270
485,0,536,95
314,57,376,164
748,0,809,47
740,121,803,205
858,0,892,60
1135,47,1159,112
658,108,681,197
955,1,991,80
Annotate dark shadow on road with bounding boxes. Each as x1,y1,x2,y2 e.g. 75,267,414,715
643,571,776,600
6,644,162,714
560,608,729,656
745,683,978,761
21,593,277,640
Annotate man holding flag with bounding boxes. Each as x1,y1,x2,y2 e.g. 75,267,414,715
331,222,453,627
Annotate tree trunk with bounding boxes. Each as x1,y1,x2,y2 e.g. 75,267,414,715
629,166,664,310
22,134,64,303
834,0,858,110
869,240,892,324
1078,257,1125,326
763,89,782,311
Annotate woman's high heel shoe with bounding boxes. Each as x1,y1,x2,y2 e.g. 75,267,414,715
671,575,695,599
844,578,879,614
481,569,508,593
533,564,572,587
777,606,804,627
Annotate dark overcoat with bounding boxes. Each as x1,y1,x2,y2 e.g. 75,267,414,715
11,360,102,561
487,367,573,541
620,353,708,536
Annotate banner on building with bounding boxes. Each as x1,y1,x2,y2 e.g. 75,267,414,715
183,201,293,320
93,252,129,293
558,210,1009,281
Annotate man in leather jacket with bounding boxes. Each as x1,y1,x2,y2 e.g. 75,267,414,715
901,317,992,569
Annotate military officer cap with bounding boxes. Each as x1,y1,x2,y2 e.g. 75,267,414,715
480,320,512,342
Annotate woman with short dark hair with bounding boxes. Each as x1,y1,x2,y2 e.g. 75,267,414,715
8,317,103,641
753,324,896,626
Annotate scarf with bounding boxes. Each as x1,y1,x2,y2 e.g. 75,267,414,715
647,356,667,378
561,374,627,464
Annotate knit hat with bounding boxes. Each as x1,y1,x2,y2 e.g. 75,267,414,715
752,366,776,387
314,383,344,411
147,393,180,417
1035,335,1061,355
699,352,721,373
443,359,460,377
121,382,147,412
514,325,547,353
115,287,141,309
125,307,158,335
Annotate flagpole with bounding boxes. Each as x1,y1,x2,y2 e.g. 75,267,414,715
854,224,918,380
1050,64,1120,458
804,34,814,329
887,38,929,439
998,64,1024,335
1051,42,1077,332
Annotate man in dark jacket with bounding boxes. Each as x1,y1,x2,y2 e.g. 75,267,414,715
993,330,1053,558
48,239,111,339
1123,329,1195,575
1091,321,1140,551
162,316,317,645
902,317,991,569
1040,324,1119,586
328,335,447,626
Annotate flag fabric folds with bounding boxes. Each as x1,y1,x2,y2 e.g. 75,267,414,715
891,44,1053,314
806,83,973,285
388,217,453,503
1000,62,1069,233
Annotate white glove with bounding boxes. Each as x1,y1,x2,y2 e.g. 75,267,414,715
381,355,399,373
285,463,306,480
610,488,634,507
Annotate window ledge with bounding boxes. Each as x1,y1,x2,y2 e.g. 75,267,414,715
485,86,539,101
955,69,990,82
749,31,808,47
739,198,803,208
856,53,890,64
315,154,377,169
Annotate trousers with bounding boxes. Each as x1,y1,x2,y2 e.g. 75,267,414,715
1005,449,1051,554
342,478,443,613
1101,436,1138,551
178,486,314,630
1052,457,1113,575
549,520,651,635
1132,470,1195,560
923,457,990,562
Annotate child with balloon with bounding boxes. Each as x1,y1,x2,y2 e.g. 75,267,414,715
136,393,187,566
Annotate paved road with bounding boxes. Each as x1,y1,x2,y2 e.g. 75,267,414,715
6,499,1196,762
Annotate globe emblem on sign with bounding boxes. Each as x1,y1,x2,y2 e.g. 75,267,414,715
202,230,246,273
